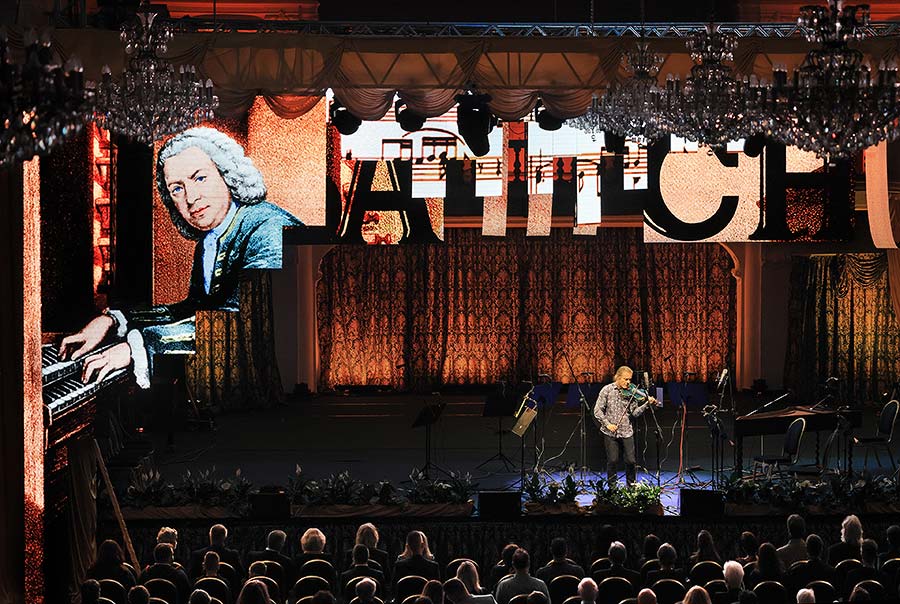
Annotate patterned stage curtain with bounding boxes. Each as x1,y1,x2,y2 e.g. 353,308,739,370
317,228,736,389
187,271,283,410
784,253,900,404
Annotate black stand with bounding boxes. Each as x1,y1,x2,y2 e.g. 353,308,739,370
477,383,518,472
412,399,448,479
644,382,664,487
561,351,596,476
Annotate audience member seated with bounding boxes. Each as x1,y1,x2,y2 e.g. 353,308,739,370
526,591,549,604
636,588,656,604
494,549,550,604
844,539,891,598
777,515,808,569
82,579,102,604
638,535,661,571
489,545,520,591
235,579,271,604
690,531,722,566
248,560,281,603
444,576,496,604
575,578,597,604
847,585,869,601
127,585,150,604
736,534,758,567
194,551,232,604
88,539,137,590
744,544,783,590
341,545,385,599
795,588,814,603
593,542,639,588
190,525,245,582
683,586,711,604
879,525,900,566
646,544,684,585
536,538,584,584
787,534,834,593
457,561,489,596
827,515,863,567
589,526,617,567
736,590,756,604
424,579,445,604
144,542,192,603
189,589,212,604
313,589,337,604
355,577,379,604
297,528,334,568
247,529,295,588
394,530,440,589
713,561,743,604
153,527,183,570
344,524,391,581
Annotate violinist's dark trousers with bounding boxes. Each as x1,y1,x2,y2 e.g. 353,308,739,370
605,434,636,485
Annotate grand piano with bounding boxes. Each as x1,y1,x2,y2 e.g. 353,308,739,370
734,404,863,472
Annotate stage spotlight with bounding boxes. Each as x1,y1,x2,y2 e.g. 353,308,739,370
330,100,361,135
395,100,426,132
456,92,497,157
743,134,766,157
535,101,564,131
603,132,626,155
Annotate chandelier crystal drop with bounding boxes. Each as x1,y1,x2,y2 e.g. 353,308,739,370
92,0,218,145
0,28,92,167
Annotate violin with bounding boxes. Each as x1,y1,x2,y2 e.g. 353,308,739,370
621,383,661,406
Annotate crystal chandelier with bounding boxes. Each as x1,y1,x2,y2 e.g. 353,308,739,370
764,0,899,160
92,1,217,145
661,23,749,148
0,29,92,167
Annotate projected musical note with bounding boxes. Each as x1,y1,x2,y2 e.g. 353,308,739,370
422,136,457,162
381,138,413,160
577,170,585,192
495,158,502,176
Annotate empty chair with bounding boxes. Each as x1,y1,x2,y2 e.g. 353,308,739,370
703,580,727,597
99,579,127,604
549,575,581,604
591,559,612,574
194,577,230,604
597,576,634,604
852,579,885,599
753,418,806,477
853,399,899,472
145,578,178,604
805,580,836,604
446,558,478,578
292,575,330,600
640,560,660,585
395,576,428,602
689,561,723,586
752,580,787,604
651,579,686,604
880,558,900,578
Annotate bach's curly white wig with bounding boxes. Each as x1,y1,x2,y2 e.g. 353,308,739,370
156,127,267,240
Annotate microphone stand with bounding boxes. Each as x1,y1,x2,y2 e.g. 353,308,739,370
561,351,594,478
642,374,664,487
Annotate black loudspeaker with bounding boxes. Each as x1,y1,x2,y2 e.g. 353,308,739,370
250,487,290,519
478,490,522,520
679,488,725,518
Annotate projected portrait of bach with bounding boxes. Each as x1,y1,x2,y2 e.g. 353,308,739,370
59,127,302,387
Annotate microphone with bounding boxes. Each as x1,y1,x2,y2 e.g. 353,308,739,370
717,368,728,390
643,372,650,390
538,373,551,379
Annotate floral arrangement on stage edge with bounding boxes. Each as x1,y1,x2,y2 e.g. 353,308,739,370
723,472,899,514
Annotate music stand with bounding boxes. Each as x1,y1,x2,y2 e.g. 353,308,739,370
477,383,520,472
412,399,448,479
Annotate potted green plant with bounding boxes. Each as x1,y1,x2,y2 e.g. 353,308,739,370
522,470,585,515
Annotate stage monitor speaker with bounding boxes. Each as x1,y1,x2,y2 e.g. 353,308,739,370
478,490,521,520
250,487,290,519
679,488,724,518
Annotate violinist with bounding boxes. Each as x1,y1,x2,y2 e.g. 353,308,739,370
593,365,659,485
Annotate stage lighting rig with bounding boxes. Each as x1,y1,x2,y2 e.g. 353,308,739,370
456,92,497,157
535,101,564,131
330,100,361,135
395,100,426,132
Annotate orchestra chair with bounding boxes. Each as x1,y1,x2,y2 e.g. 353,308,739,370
395,575,428,602
597,576,634,604
752,580,787,604
99,578,128,604
401,595,420,604
590,558,612,574
292,575,330,600
296,596,314,604
617,599,637,604
253,575,281,603
217,561,238,590
194,577,230,604
805,580,836,604
301,559,336,588
703,579,727,597
148,599,168,604
879,558,900,578
650,579,686,604
852,579,885,599
561,596,582,604
263,560,285,592
853,399,898,473
446,558,478,577
508,594,529,604
752,418,806,478
144,578,178,604
835,558,863,592
346,575,381,600
549,575,581,604
98,598,116,604
640,560,660,585
741,562,756,575
689,561,723,586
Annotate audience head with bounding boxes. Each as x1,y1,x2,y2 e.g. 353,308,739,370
189,590,212,604
805,534,824,560
353,543,370,565
796,588,815,603
887,524,900,549
577,578,598,603
356,523,380,550
723,560,744,590
739,532,759,559
738,590,758,604
127,585,150,604
787,514,806,540
642,534,661,561
861,538,878,566
608,541,627,566
302,527,327,553
848,585,870,601
550,537,567,560
443,578,470,604
203,550,220,575
209,524,227,546
311,590,336,604
266,529,287,552
403,530,433,559
657,543,677,568
423,579,443,604
81,579,101,604
841,515,863,546
683,586,711,604
636,589,657,604
456,560,482,594
157,526,178,547
236,579,270,604
154,542,175,565
97,539,125,566
512,548,530,572
599,525,616,553
756,543,781,576
501,543,519,567
696,530,719,559
526,591,548,604
249,560,267,577
356,577,377,601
